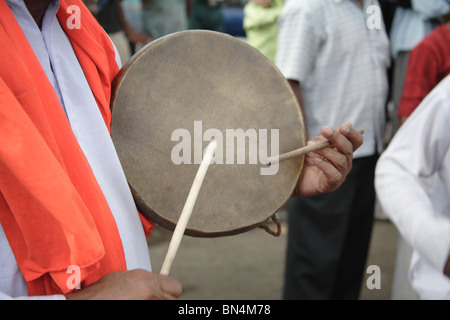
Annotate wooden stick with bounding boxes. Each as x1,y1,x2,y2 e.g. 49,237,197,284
265,129,364,166
160,140,217,276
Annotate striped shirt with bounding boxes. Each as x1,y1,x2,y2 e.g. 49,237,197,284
275,0,390,158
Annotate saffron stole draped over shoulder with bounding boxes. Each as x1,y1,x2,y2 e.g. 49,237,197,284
0,0,153,296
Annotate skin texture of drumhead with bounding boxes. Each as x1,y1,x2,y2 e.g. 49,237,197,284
111,30,305,237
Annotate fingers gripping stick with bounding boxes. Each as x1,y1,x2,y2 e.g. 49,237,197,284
266,129,365,166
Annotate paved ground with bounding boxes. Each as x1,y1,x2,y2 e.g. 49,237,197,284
147,209,400,300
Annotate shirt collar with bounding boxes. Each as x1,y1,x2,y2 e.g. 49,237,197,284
5,0,60,25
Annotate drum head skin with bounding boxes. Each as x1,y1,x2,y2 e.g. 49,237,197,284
111,30,305,237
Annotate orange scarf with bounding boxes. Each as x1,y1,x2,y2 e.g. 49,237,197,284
0,0,153,296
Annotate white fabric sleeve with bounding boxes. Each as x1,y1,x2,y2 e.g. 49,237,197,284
375,78,450,273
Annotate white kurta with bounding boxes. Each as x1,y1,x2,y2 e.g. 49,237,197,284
375,75,450,300
0,0,151,299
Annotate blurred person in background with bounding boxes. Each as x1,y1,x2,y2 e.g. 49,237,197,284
142,0,192,41
243,0,284,63
189,0,224,32
86,0,150,63
386,0,450,139
121,0,146,53
275,0,390,300
397,15,450,126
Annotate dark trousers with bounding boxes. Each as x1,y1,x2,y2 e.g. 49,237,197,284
283,155,378,300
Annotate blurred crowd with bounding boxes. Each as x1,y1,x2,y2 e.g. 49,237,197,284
82,0,235,63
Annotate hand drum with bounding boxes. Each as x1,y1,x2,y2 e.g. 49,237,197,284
110,30,306,237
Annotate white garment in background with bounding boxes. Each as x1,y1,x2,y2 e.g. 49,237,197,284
375,75,450,300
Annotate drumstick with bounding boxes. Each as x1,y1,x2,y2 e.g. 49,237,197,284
160,139,217,276
265,129,365,166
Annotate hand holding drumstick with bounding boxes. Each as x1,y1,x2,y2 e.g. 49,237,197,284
160,122,363,277
291,121,364,197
